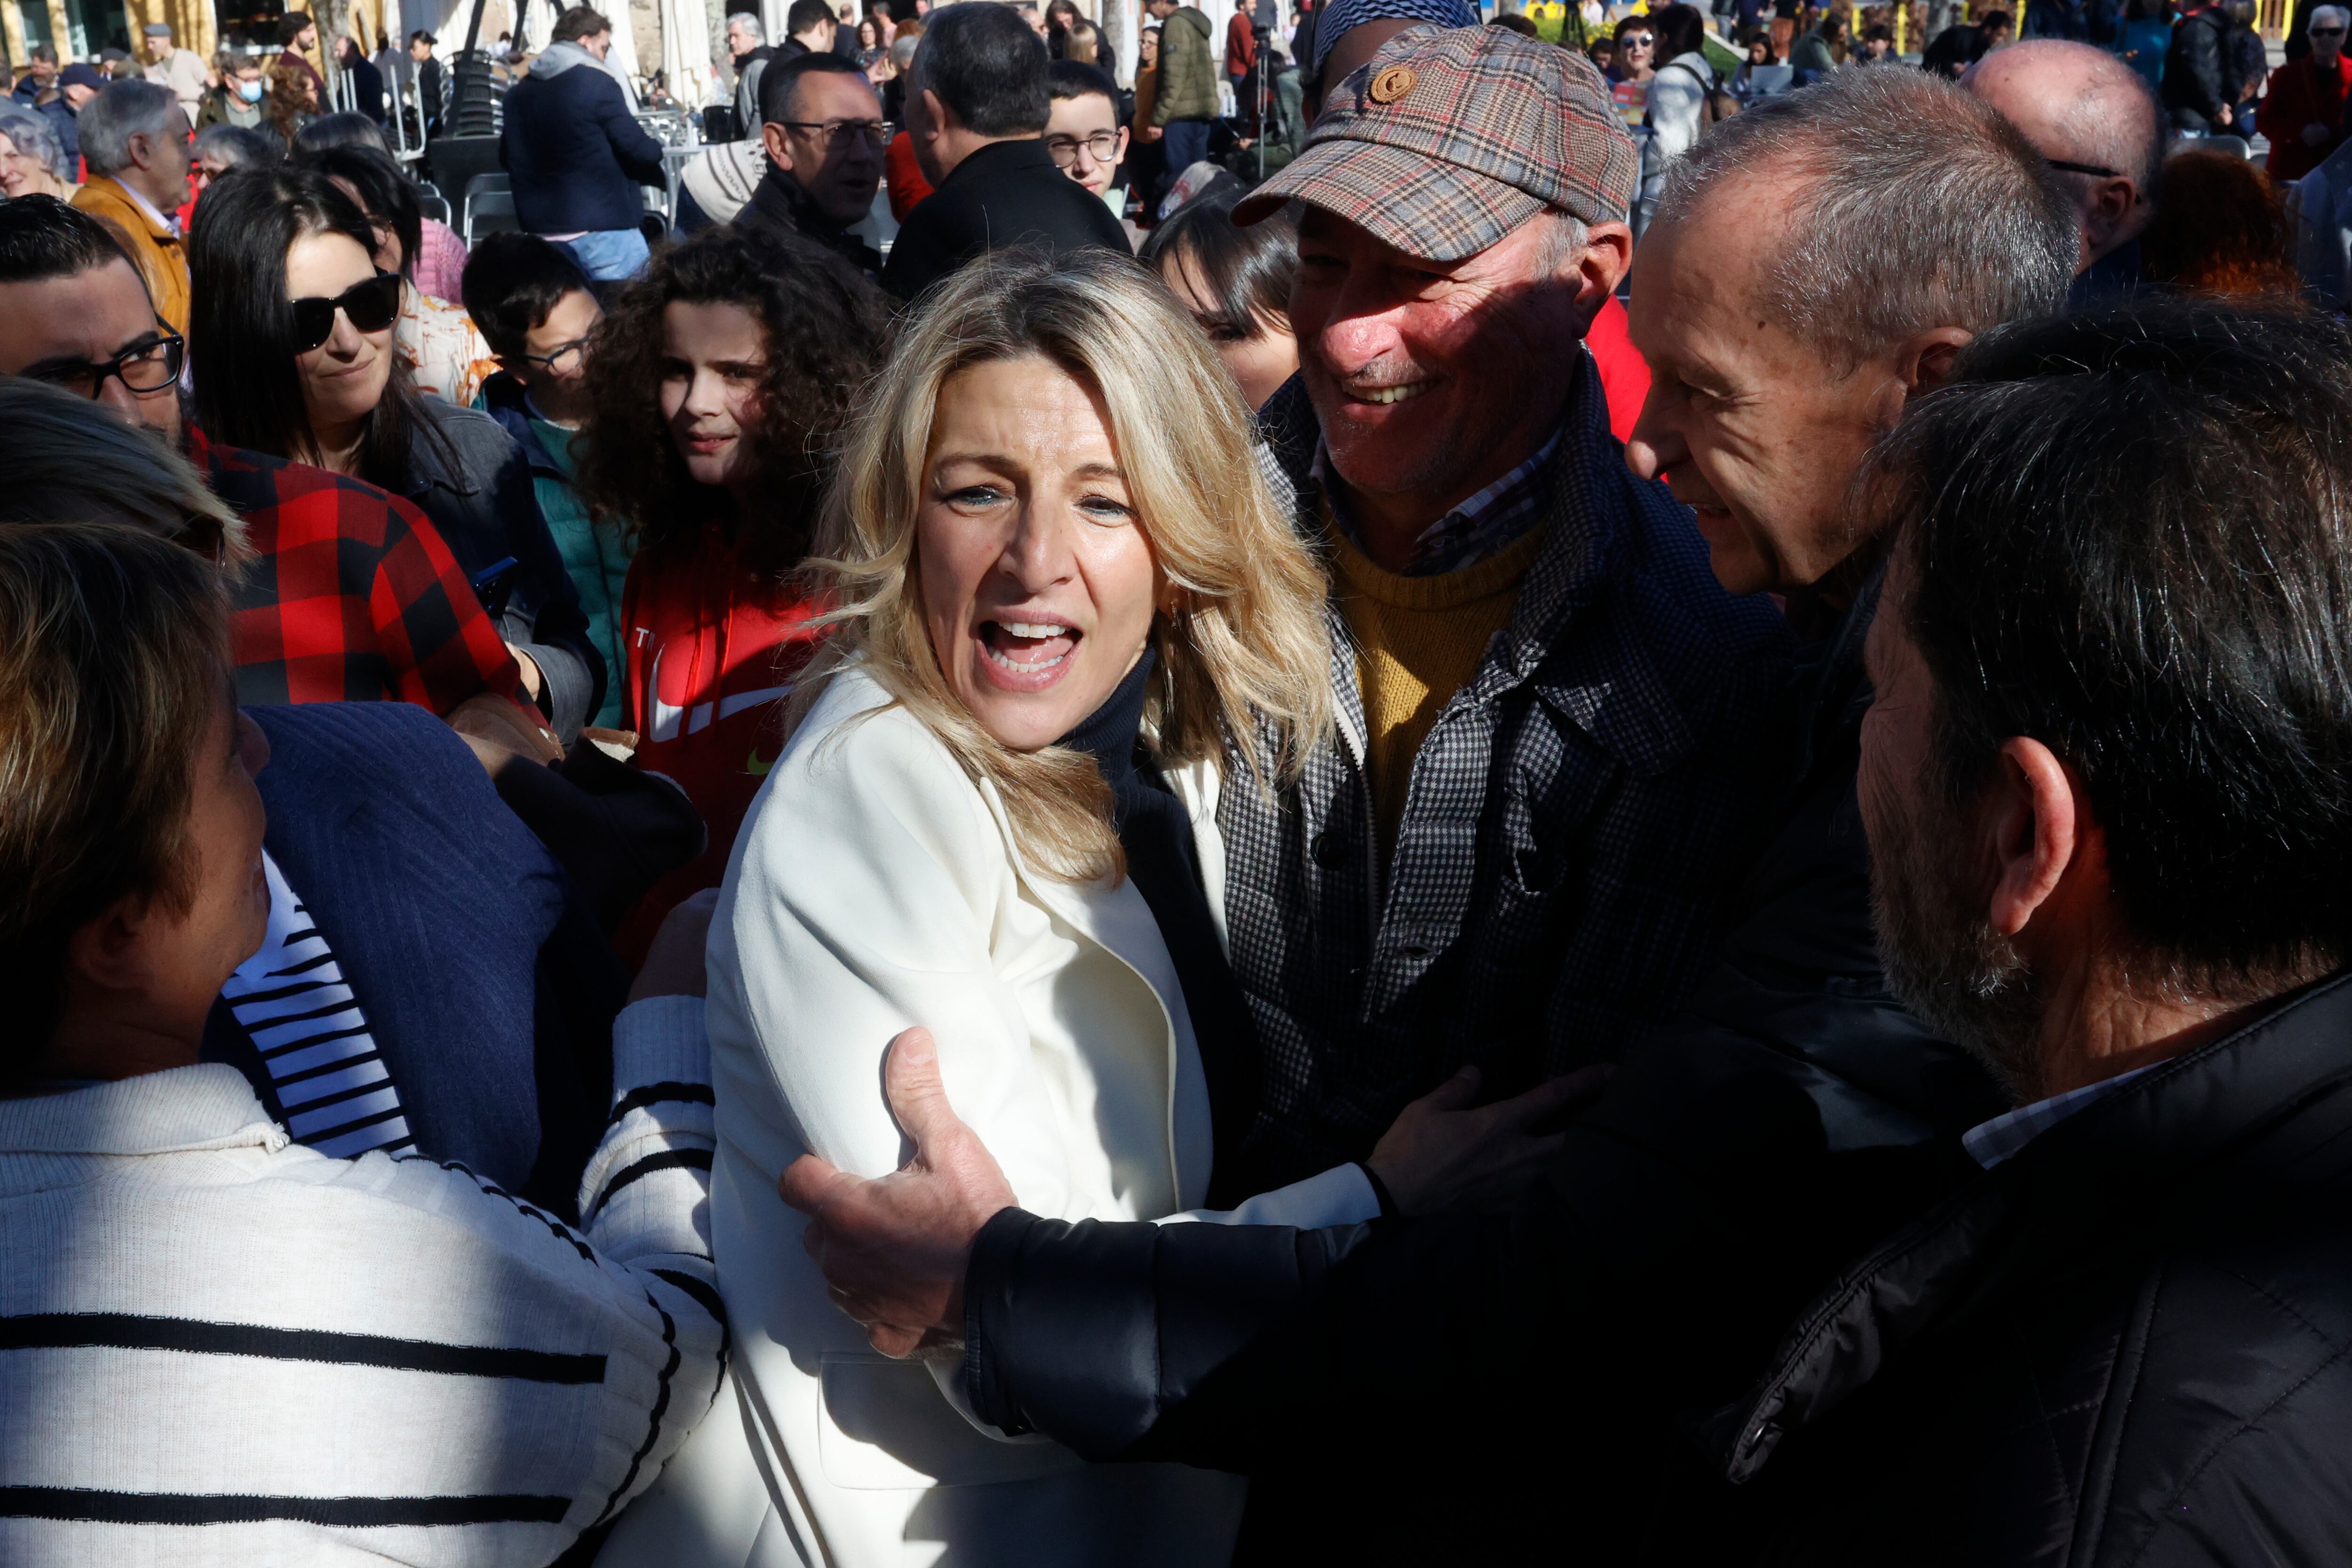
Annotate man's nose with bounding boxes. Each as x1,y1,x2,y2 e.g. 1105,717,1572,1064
1623,398,1684,482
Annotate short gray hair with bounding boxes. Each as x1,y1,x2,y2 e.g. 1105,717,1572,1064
1655,68,2077,373
77,79,181,178
728,9,765,39
2314,4,2350,28
0,107,66,179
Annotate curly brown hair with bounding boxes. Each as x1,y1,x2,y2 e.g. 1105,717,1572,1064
572,225,893,586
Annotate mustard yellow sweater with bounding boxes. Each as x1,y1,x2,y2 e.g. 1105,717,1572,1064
1327,518,1549,858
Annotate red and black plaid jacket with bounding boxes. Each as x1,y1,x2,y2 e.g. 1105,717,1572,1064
191,431,524,714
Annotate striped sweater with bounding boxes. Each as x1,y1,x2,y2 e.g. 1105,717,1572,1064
0,996,723,1565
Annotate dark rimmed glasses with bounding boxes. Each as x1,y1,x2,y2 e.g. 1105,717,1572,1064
779,118,893,150
290,271,404,354
1045,130,1121,167
2046,158,2122,179
521,335,593,376
23,329,185,401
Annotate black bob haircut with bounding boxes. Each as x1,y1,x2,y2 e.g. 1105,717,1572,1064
1877,300,2352,998
296,143,421,280
462,231,595,360
1047,58,1119,108
0,193,139,289
1138,180,1299,341
759,49,871,127
293,110,389,158
188,167,449,493
912,2,1050,137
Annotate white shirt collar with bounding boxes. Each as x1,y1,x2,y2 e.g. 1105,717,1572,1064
0,1064,284,1161
115,178,180,238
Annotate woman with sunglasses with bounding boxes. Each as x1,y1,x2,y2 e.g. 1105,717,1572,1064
1609,14,1657,85
298,142,494,403
189,167,605,743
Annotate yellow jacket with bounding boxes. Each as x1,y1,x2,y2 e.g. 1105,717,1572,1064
72,175,190,336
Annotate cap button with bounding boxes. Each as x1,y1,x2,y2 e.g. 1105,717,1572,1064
1368,64,1416,104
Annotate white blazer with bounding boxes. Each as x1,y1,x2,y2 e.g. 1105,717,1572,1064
602,666,1379,1568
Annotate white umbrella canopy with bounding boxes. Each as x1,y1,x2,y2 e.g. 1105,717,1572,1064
661,0,716,105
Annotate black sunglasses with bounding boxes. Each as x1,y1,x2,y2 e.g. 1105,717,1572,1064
2047,157,2122,178
289,271,403,354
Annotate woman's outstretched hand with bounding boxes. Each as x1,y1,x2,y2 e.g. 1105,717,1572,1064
1364,1063,1613,1216
778,1027,1018,1357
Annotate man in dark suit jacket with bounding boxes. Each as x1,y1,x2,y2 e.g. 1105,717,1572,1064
203,702,628,1218
500,4,669,281
882,0,1132,301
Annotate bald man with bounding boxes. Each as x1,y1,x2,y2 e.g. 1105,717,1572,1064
1963,39,2166,302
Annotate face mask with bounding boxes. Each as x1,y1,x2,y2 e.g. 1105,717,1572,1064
239,78,263,101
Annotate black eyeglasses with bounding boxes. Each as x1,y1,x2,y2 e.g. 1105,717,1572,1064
24,329,184,400
779,118,892,149
1044,130,1120,166
289,271,403,354
2046,158,2122,178
521,334,593,375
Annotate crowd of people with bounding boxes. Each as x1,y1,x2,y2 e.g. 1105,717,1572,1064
8,0,2352,1565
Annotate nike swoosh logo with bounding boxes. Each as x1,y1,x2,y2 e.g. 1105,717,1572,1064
746,747,774,776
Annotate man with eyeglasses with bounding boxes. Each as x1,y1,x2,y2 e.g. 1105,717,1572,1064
736,51,887,274
2259,5,2352,182
882,0,1130,301
1044,59,1131,224
1963,39,2165,303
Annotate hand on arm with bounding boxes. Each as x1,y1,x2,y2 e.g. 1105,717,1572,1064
1365,1064,1612,1215
779,1026,1017,1357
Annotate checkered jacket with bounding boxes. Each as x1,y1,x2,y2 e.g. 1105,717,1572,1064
1215,357,1791,1196
195,432,525,715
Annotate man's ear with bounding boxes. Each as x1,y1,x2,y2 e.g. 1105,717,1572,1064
1983,736,2082,940
1898,325,1973,395
1573,220,1633,318
761,117,795,172
493,353,530,387
920,86,951,139
65,894,159,1001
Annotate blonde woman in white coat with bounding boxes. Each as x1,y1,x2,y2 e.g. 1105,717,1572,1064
605,250,1571,1568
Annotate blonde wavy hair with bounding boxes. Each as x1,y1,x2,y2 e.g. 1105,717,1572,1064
795,246,1333,884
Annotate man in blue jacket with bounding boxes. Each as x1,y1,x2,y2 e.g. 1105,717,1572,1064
500,5,669,281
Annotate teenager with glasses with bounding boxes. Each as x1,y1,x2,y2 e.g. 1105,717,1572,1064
464,231,635,731
190,168,605,743
1044,59,1131,224
739,51,890,276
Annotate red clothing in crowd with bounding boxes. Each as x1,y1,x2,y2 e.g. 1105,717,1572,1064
1226,9,1258,77
618,527,829,953
2259,48,2352,182
885,131,936,222
1586,293,1652,445
190,429,524,713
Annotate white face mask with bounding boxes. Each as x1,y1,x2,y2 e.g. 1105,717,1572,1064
239,77,264,101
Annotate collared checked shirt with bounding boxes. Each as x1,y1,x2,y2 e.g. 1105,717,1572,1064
1211,355,1791,1199
1963,1064,2160,1169
1316,427,1563,577
192,430,524,714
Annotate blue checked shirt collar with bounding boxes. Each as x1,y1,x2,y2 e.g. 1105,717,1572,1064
1962,1063,2161,1170
1311,426,1564,578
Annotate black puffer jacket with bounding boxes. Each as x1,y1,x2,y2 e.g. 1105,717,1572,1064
1674,971,2352,1567
961,580,2007,1561
2164,6,2232,122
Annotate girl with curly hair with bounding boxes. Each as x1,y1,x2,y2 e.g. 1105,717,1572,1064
572,223,892,950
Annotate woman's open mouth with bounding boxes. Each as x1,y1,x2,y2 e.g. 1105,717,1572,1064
976,619,1080,691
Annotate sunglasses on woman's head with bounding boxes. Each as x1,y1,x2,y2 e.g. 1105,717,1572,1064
289,271,403,354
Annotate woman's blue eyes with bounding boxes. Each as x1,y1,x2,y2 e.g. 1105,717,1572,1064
941,487,1132,521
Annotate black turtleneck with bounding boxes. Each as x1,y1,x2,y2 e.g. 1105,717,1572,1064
1059,649,1259,1204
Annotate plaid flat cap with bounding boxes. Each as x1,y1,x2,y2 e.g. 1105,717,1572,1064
1236,24,1638,262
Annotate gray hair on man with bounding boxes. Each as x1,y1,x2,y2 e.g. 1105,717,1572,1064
1654,67,2078,373
728,9,766,40
76,79,183,179
2315,4,2351,29
0,107,67,179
